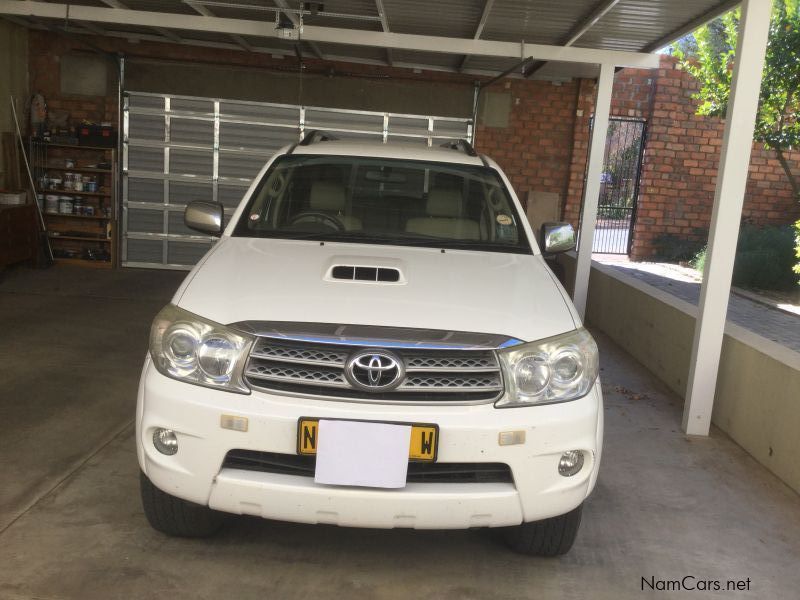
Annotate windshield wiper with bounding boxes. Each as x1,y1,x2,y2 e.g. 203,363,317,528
245,230,529,253
277,231,416,244
269,231,336,241
410,239,531,253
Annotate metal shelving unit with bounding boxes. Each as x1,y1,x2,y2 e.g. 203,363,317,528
30,140,117,268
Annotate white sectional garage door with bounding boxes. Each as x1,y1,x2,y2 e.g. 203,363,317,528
122,92,473,269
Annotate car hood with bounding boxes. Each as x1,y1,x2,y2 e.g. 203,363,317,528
175,237,579,343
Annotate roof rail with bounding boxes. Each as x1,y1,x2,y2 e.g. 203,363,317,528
440,138,478,157
299,130,339,146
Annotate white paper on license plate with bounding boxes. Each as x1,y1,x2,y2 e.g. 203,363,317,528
314,420,412,488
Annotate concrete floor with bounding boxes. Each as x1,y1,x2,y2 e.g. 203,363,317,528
1,265,799,600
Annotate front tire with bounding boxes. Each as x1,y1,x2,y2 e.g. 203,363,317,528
139,471,225,537
503,503,583,556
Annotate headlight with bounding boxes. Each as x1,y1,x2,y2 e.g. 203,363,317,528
496,328,598,407
149,304,254,394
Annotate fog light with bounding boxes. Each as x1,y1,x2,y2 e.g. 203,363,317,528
153,428,178,455
558,450,584,477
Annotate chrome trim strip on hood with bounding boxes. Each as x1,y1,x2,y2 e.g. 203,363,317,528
230,321,524,350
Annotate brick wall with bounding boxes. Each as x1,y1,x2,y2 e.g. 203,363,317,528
28,33,118,126
628,55,800,260
558,55,800,261
473,80,580,207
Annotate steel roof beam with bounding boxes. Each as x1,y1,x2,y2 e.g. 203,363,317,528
459,0,495,72
525,0,621,78
29,21,549,77
78,27,296,58
185,1,213,17
98,0,183,44
374,0,393,66
228,33,254,52
72,19,107,36
562,0,622,47
187,1,381,23
0,1,660,68
185,1,254,53
6,14,45,29
273,0,326,61
2,14,27,26
642,0,741,53
154,27,183,43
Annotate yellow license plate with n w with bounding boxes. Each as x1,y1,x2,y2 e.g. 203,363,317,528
297,419,438,462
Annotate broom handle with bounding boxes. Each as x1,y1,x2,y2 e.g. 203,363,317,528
10,96,53,260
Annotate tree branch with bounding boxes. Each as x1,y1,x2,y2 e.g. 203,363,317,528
774,147,800,200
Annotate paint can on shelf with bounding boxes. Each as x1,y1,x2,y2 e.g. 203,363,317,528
45,195,59,214
58,196,73,214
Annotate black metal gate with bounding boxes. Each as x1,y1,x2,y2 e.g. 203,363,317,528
592,117,646,254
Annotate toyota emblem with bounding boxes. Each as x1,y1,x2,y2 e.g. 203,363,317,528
344,349,404,391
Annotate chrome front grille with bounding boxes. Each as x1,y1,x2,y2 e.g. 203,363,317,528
244,336,505,403
401,373,501,391
405,355,498,371
247,361,347,387
250,343,348,368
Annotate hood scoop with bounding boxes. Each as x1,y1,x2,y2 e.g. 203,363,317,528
329,265,402,283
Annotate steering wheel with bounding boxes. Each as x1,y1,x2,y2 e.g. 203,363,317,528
288,212,345,231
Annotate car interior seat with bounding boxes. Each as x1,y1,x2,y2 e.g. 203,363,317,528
304,181,362,230
404,187,480,240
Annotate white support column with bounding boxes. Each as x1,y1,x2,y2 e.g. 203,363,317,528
573,62,614,318
683,0,772,436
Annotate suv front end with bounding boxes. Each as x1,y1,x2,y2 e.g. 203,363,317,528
136,138,603,556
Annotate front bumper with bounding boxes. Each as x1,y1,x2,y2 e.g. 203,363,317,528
136,358,603,529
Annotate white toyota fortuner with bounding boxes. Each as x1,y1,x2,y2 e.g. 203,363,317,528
137,133,602,556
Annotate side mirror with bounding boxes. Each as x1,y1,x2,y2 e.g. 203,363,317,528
541,222,576,254
185,201,224,236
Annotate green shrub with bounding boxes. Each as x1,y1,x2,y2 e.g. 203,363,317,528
652,234,706,263
734,224,797,290
794,220,800,280
692,224,799,290
691,247,706,272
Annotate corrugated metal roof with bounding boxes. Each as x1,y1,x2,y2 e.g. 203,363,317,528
113,0,199,15
481,0,600,45
382,0,485,39
576,0,726,51
25,0,738,77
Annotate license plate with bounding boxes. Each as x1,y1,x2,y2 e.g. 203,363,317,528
297,418,439,462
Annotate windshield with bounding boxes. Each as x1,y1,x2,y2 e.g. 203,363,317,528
232,154,532,254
